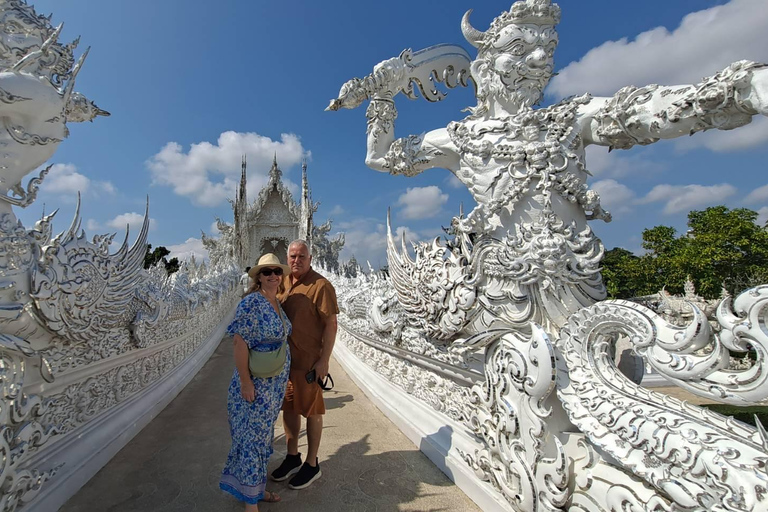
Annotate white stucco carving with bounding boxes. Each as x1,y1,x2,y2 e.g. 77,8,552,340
0,1,108,215
327,1,768,510
4,1,768,510
0,3,241,510
313,220,345,274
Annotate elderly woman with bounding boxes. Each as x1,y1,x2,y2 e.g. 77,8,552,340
220,253,291,510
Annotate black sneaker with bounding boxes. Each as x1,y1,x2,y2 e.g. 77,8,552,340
271,453,302,482
288,459,322,489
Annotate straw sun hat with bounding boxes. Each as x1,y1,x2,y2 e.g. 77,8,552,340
248,253,290,280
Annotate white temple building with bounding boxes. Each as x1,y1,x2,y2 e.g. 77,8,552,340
235,155,314,266
205,155,315,268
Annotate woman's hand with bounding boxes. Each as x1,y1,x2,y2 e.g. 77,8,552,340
233,334,254,401
240,378,256,402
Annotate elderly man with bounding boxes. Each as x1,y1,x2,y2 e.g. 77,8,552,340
271,239,338,489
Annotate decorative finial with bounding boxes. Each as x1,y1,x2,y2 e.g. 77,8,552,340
269,154,281,180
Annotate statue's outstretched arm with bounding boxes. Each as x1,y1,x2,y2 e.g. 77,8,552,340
365,97,458,176
328,46,469,176
581,61,768,149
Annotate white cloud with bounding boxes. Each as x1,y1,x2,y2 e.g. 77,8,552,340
396,186,448,220
96,181,116,195
335,217,443,269
106,212,157,233
745,183,768,204
584,145,667,179
86,219,100,231
637,183,736,214
284,179,299,196
146,131,308,207
591,179,636,216
328,205,345,217
549,0,768,99
674,116,768,153
336,218,388,268
444,173,463,189
167,237,208,262
40,163,116,199
43,163,90,195
757,206,768,227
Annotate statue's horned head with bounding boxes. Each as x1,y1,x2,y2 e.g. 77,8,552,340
462,0,560,114
462,0,561,50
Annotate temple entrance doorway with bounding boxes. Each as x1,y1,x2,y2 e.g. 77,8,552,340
260,237,289,263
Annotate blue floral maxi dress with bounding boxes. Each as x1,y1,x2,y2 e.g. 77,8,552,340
220,292,291,504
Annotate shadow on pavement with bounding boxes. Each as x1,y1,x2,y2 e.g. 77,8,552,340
264,433,455,512
61,337,479,512
323,391,354,410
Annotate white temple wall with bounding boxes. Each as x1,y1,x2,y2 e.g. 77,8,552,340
19,295,239,512
334,324,513,512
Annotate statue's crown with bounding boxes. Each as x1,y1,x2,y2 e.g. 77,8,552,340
503,0,560,25
462,0,561,49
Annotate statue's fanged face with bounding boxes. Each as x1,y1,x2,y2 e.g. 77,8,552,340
488,24,557,108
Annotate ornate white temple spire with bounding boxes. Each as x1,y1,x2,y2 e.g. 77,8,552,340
239,155,247,206
269,153,281,181
299,158,314,249
233,154,249,267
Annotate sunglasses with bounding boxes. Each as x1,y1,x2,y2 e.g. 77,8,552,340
259,267,283,277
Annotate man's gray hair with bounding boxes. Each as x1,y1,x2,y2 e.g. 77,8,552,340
288,239,311,254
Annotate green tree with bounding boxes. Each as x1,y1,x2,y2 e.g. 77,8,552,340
601,206,768,299
143,244,180,275
165,257,180,274
601,247,642,298
683,206,768,297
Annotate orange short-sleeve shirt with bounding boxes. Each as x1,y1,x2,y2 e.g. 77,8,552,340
279,268,339,371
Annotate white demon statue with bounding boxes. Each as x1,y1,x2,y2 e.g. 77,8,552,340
330,1,768,510
330,0,768,340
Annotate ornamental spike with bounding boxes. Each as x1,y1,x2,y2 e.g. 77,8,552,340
65,35,81,52
62,46,89,102
461,10,485,48
11,22,62,71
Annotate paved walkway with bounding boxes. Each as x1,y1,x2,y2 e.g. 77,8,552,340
61,338,479,512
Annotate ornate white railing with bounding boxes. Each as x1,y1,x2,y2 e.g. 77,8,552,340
0,201,242,511
329,269,768,512
0,3,243,509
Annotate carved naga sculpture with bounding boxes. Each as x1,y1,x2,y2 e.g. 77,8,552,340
330,1,768,510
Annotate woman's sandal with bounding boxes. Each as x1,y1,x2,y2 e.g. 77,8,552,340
262,490,281,503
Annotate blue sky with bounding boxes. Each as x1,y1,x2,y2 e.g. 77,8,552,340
16,0,768,268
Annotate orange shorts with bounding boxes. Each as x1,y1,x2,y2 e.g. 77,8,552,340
282,368,325,417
